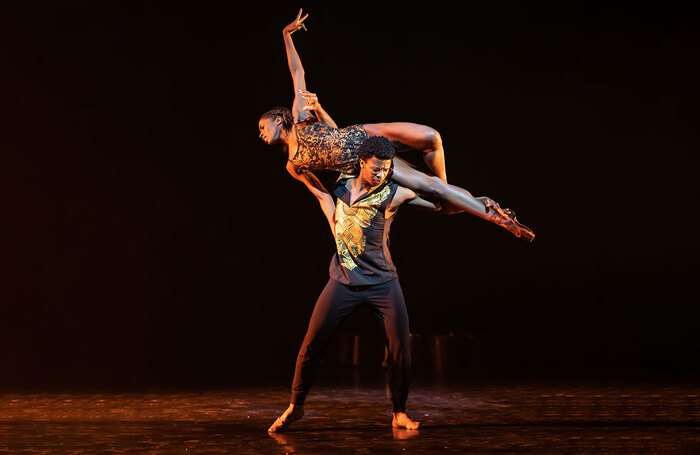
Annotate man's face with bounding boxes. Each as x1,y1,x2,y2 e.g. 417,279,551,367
359,156,392,186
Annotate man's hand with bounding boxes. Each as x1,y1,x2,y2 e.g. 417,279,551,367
476,196,512,217
283,8,308,35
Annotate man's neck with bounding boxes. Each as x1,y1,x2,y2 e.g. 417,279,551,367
351,176,374,194
347,176,378,205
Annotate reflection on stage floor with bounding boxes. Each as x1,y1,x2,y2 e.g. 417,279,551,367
1,378,699,454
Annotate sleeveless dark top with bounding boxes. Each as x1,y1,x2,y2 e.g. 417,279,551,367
290,118,369,175
329,177,400,286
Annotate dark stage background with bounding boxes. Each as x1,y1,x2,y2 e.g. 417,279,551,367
2,1,699,390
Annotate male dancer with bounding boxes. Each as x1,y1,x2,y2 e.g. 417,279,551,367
268,136,439,433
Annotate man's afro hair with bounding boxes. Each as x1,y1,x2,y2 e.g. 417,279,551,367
357,136,396,161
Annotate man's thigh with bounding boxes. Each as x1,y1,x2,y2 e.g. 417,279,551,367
303,279,364,341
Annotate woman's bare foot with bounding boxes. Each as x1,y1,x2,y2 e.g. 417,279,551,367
268,404,304,433
392,412,420,430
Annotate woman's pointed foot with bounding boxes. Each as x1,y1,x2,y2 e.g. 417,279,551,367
479,197,535,242
268,405,304,433
392,412,421,430
500,213,535,242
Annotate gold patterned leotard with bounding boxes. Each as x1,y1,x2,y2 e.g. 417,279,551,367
289,117,369,175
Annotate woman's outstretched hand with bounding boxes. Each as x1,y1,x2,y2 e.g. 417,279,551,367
283,8,308,35
299,90,320,111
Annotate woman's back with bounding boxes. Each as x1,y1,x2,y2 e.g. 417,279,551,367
290,117,368,175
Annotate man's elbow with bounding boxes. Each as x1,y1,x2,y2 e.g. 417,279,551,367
286,163,303,179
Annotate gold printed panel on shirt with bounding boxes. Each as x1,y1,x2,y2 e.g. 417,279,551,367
334,185,392,270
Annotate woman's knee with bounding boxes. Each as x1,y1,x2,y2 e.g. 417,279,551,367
422,175,447,199
409,126,442,149
424,128,442,150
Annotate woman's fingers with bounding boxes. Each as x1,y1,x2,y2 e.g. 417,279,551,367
285,9,308,33
296,9,309,30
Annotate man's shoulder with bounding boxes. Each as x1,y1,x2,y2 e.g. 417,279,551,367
333,175,353,200
388,182,416,207
390,181,411,195
335,174,356,185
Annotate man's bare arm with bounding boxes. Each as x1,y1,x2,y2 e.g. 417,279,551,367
385,186,443,218
286,161,336,232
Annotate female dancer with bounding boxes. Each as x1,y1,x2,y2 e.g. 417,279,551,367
258,9,534,241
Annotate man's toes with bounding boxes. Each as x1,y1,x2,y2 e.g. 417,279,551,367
268,418,286,433
392,415,420,430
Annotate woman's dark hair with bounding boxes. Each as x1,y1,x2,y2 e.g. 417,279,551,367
357,136,396,161
260,107,293,131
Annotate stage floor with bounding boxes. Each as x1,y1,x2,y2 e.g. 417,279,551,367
1,381,699,454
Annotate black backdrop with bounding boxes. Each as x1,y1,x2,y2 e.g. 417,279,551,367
2,1,699,390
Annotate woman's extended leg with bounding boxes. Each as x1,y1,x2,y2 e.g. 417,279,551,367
363,122,447,182
391,158,535,241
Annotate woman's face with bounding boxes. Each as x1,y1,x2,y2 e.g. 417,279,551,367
258,116,283,145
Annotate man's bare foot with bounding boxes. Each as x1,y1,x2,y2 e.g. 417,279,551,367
392,412,420,430
268,404,304,433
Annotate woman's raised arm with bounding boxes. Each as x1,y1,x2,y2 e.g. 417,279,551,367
283,9,311,123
